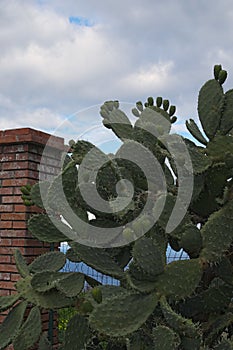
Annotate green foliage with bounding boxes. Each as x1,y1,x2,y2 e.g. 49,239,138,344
1,64,233,349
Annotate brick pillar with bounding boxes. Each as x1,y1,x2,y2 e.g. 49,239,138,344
0,127,65,347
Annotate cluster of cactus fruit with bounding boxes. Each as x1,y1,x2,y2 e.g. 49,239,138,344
1,64,233,350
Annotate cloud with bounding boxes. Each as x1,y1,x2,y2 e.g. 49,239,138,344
0,0,233,145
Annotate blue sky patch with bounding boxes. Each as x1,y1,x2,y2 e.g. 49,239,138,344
69,16,93,27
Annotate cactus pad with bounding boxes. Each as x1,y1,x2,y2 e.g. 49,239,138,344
89,292,159,337
0,301,27,349
29,251,66,273
13,306,42,350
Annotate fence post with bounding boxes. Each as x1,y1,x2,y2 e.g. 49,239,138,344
0,127,65,348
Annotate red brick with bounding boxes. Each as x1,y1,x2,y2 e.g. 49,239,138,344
0,221,13,229
11,274,21,282
2,179,32,187
1,230,26,238
14,169,38,179
0,154,15,162
1,213,27,221
0,281,15,290
0,265,18,273
2,161,28,170
0,204,13,212
12,221,27,229
3,144,29,153
0,256,11,263
11,238,27,246
14,204,28,212
2,196,22,204
0,188,13,195
0,247,13,255
0,238,12,246
0,273,11,281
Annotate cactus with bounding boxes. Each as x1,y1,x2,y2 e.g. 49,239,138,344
63,314,90,350
13,306,42,350
28,251,66,273
14,248,30,277
153,325,181,350
185,119,208,145
1,64,233,349
89,292,159,337
0,294,20,312
38,333,52,350
0,301,27,349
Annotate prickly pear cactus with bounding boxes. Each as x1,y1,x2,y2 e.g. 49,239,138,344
1,65,233,349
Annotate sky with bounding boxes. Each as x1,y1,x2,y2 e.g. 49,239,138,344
1,0,233,147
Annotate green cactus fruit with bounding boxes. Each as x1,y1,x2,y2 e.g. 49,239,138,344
168,105,176,117
163,99,170,111
136,101,143,112
147,96,154,106
68,139,76,147
89,292,159,337
13,306,42,350
14,248,30,277
153,325,181,350
24,199,33,206
155,259,202,300
198,79,224,139
0,301,27,349
21,193,31,200
38,333,52,350
156,97,163,107
91,287,103,304
185,119,208,145
214,64,222,80
20,185,31,195
63,314,90,350
29,251,66,273
218,69,228,84
170,116,177,123
0,294,20,312
132,107,140,118
113,100,119,108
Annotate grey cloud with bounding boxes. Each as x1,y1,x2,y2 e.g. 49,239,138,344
0,0,233,141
